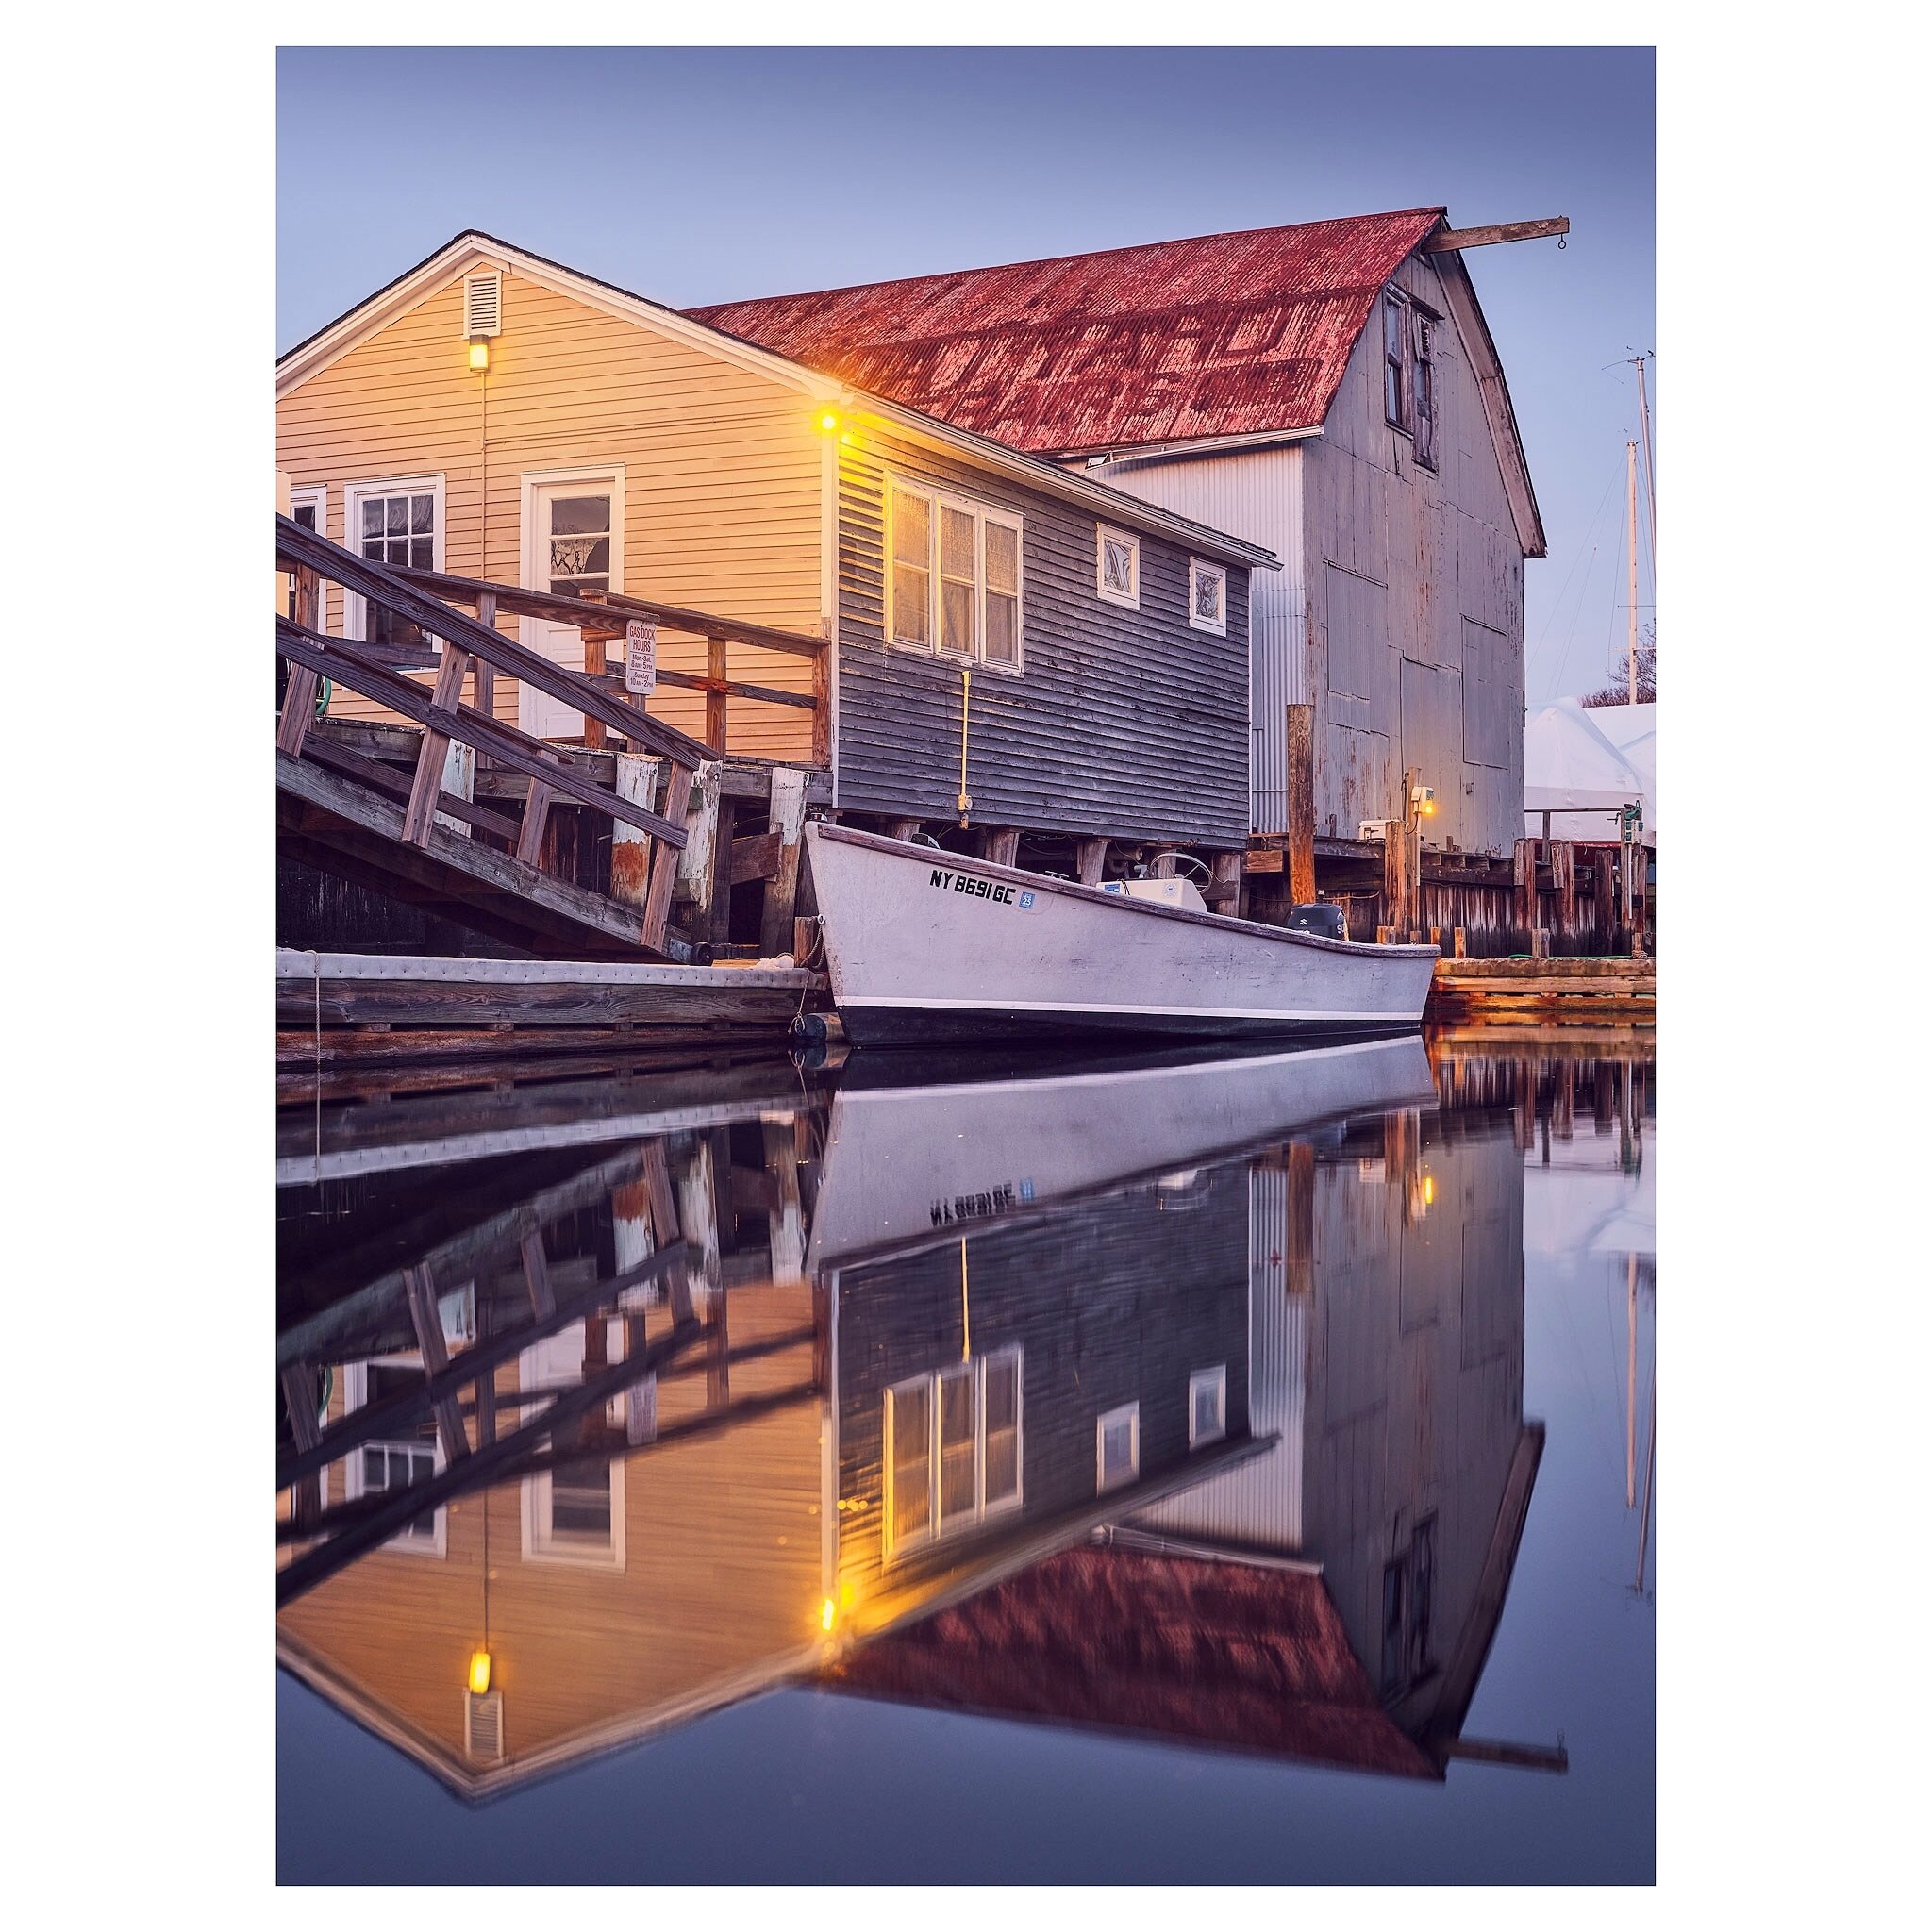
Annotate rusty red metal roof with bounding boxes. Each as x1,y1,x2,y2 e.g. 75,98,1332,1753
824,1547,1441,1778
691,208,1446,455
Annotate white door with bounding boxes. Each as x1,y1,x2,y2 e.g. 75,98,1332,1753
519,474,624,739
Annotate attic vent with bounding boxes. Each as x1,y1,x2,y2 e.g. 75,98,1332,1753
464,1690,504,1762
463,272,502,339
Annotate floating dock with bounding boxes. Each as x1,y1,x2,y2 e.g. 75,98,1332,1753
277,948,823,1072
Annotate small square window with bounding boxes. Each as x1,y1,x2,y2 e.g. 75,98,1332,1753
1189,1365,1227,1446
1096,1402,1140,1491
1189,560,1227,635
1096,526,1140,608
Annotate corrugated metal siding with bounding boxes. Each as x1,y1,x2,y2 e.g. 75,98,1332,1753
832,1169,1251,1598
1094,447,1304,834
1303,251,1527,852
691,209,1444,454
835,425,1251,844
1129,1166,1306,1550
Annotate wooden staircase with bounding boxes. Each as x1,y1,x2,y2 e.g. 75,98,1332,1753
275,515,824,960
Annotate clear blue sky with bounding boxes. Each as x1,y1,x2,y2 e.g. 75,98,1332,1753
278,46,1654,704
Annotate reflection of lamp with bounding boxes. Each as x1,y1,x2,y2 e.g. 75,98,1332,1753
820,1599,837,1634
468,1648,492,1695
468,337,491,373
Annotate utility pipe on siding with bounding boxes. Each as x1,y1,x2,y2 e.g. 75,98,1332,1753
957,665,974,826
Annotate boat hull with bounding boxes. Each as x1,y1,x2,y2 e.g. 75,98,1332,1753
805,824,1438,1047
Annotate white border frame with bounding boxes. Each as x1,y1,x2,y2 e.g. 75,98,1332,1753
341,474,446,648
882,473,1025,674
1096,1401,1141,1491
1096,525,1141,609
517,465,627,736
1188,558,1228,637
882,1346,1026,1565
1188,1364,1228,1447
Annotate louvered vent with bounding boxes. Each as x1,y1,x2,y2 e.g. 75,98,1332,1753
463,272,502,339
464,1690,504,1762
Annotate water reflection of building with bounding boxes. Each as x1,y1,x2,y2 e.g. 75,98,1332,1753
275,1039,1561,1797
824,1097,1550,1777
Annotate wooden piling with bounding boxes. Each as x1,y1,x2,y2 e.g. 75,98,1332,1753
759,766,808,957
1075,838,1110,887
1286,703,1316,906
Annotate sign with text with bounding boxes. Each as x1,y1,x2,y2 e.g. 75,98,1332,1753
624,619,658,694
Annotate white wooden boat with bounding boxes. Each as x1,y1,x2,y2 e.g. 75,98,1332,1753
805,824,1438,1047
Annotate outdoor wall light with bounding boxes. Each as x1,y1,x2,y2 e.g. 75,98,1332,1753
1409,782,1437,818
468,337,491,373
817,409,841,434
468,1648,492,1694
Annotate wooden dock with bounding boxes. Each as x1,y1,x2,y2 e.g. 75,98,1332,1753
1425,955,1655,1028
277,949,821,1073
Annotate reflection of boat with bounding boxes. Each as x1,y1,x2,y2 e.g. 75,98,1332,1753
806,1035,1438,1272
806,823,1438,1046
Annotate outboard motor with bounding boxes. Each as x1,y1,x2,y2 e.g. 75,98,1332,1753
1285,902,1350,942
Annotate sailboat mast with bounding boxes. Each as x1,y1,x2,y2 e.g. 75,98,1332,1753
1633,353,1657,558
1626,440,1641,704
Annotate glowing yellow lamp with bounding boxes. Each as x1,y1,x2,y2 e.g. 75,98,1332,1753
817,409,841,435
820,1598,837,1633
468,1648,492,1695
1422,1175,1436,1207
468,338,491,373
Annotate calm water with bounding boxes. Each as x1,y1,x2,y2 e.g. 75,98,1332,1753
276,1033,1654,1883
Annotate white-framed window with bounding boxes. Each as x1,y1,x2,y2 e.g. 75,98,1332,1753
885,476,1023,668
1189,559,1228,636
342,474,445,650
342,1357,448,1557
518,1321,630,1570
1096,1402,1140,1492
286,485,326,625
1189,1365,1227,1447
883,1347,1024,1561
1096,525,1140,608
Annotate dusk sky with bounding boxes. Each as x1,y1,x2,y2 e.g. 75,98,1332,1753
277,45,1655,705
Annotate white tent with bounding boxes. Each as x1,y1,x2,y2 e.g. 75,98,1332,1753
1524,698,1655,845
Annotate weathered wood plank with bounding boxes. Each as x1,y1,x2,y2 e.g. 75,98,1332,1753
1423,217,1570,253
301,733,523,843
278,751,654,952
275,519,708,767
759,767,808,957
388,560,828,660
730,830,785,885
706,636,729,755
642,762,695,950
277,620,688,846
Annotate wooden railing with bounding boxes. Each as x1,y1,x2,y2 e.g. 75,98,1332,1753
276,514,709,952
390,562,831,766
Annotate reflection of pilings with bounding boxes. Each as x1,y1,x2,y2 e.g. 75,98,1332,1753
1636,1374,1657,1592
403,1262,472,1465
1625,1253,1639,1509
277,1315,708,1607
279,1144,645,1368
276,1239,690,1491
765,1116,807,1286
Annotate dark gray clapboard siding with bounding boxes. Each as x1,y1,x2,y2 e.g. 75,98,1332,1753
836,429,1253,846
833,1165,1251,1597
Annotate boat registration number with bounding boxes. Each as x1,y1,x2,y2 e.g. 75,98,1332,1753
928,866,1037,911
